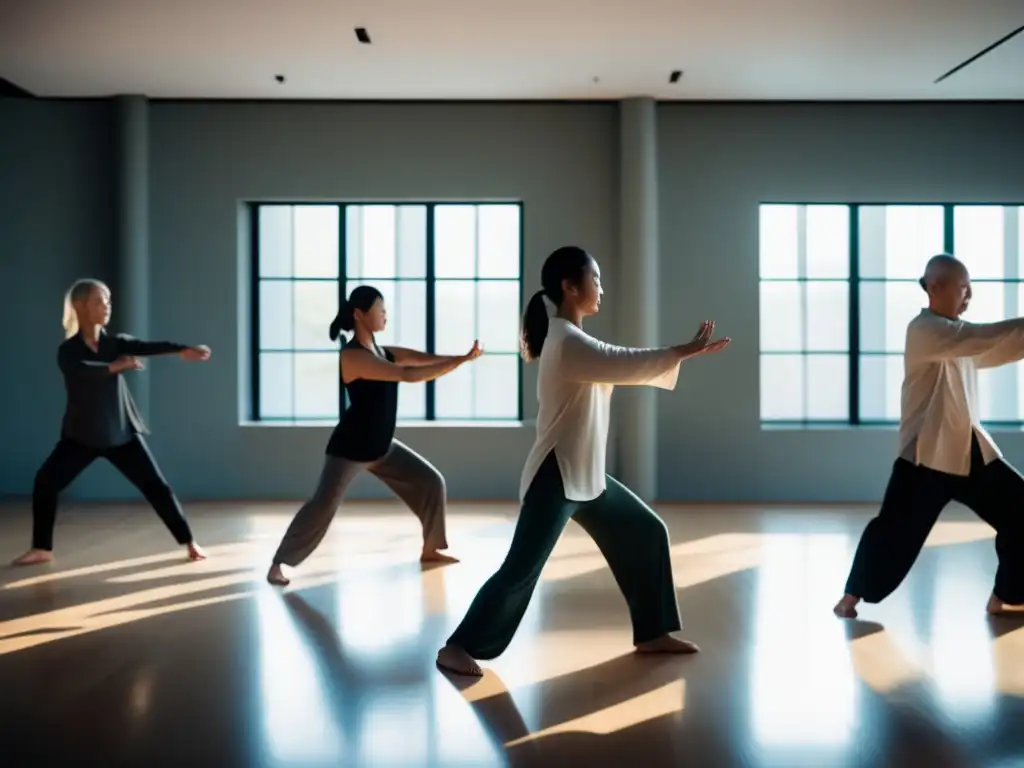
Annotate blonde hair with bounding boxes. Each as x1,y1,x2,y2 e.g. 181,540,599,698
62,278,108,338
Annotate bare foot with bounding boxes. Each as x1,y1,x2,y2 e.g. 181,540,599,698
186,542,207,561
267,564,290,586
833,594,860,619
11,549,54,566
986,593,1024,615
635,634,700,654
421,549,460,564
436,644,482,676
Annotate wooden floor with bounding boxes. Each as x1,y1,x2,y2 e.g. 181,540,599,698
0,500,1022,768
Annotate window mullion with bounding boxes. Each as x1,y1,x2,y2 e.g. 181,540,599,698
426,205,436,421
849,204,860,425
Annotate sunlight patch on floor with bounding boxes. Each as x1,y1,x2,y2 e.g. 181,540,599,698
0,547,420,655
504,679,686,745
846,628,929,694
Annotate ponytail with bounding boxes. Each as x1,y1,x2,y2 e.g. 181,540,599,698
520,290,551,362
329,301,353,341
329,284,383,341
521,245,592,362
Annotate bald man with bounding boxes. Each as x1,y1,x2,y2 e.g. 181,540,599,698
834,254,1024,619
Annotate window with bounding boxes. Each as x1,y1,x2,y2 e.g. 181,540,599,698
250,202,523,423
759,204,1024,426
759,205,851,422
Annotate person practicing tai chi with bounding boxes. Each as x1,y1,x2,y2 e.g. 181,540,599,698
436,246,732,676
835,254,1024,620
12,278,211,567
266,285,482,587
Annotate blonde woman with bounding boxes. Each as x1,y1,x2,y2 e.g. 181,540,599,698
12,278,211,566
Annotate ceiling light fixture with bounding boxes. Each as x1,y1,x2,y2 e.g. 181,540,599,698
933,23,1023,83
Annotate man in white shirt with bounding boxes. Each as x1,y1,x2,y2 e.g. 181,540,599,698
834,254,1024,619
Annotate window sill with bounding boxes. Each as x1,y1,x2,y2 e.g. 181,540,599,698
239,420,532,429
762,422,1024,433
761,423,896,431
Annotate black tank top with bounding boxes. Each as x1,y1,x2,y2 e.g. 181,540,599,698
326,339,399,462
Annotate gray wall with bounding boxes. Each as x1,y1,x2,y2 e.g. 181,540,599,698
657,102,1024,501
0,100,130,498
146,102,618,501
1,99,1022,502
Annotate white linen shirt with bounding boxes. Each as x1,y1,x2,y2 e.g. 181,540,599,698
519,318,683,502
899,308,1024,476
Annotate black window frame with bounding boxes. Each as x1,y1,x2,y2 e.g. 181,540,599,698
759,201,1024,428
249,200,526,424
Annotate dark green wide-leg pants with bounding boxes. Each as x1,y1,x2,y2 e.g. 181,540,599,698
447,452,682,660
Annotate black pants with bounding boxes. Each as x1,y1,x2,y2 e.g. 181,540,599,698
845,438,1024,605
447,453,682,660
31,435,194,551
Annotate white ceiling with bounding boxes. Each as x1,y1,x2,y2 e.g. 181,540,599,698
1,0,1022,100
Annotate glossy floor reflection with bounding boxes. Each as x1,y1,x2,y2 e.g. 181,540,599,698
0,500,1022,767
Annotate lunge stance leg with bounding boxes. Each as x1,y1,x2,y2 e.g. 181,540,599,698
572,475,694,653
953,449,1024,614
438,455,575,675
268,456,366,585
13,440,98,565
367,439,455,562
835,459,951,618
105,435,205,561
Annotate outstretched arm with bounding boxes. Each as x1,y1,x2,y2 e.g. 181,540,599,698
560,334,685,389
559,322,729,388
343,341,481,384
386,347,463,367
57,345,141,377
909,316,1024,369
117,334,211,361
116,334,187,356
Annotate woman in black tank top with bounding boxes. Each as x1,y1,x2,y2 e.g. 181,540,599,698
326,337,400,462
267,285,482,586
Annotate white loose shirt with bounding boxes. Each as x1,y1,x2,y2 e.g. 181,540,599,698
519,319,683,502
899,308,1024,476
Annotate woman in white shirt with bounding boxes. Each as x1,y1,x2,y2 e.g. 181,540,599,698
436,246,731,676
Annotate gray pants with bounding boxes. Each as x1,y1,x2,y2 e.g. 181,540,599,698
272,439,449,567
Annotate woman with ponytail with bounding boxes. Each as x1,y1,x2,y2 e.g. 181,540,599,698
267,284,482,586
437,246,732,676
12,278,212,566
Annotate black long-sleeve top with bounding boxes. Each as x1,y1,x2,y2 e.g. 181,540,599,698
57,331,188,448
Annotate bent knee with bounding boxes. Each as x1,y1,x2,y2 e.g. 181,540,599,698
32,470,56,495
638,512,672,547
143,479,175,500
424,469,446,501
493,563,544,594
